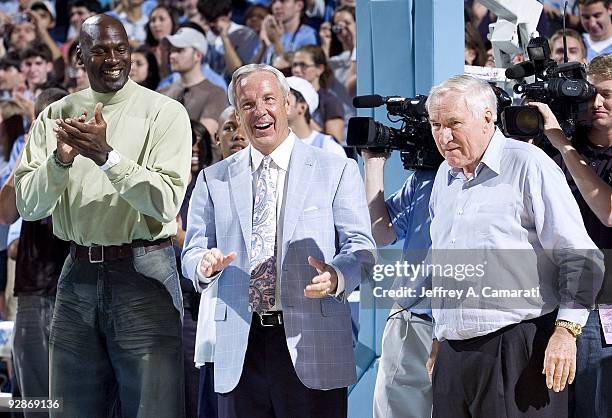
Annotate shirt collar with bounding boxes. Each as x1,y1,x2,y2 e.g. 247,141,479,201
250,130,296,173
90,78,136,106
447,128,505,184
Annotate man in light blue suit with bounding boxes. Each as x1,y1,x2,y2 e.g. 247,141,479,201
182,63,375,418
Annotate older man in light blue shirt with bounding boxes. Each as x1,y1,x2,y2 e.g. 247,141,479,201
425,75,604,418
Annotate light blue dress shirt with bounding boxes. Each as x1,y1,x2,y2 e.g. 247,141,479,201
385,169,436,315
429,129,604,341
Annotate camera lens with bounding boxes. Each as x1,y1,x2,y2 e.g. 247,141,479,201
515,108,540,133
501,106,544,139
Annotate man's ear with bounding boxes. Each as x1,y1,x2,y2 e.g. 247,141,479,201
285,94,291,114
45,61,53,73
484,109,493,129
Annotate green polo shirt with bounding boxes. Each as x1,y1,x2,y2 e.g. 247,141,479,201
15,79,192,246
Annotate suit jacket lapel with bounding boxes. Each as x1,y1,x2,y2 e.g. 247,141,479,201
282,140,315,254
228,152,252,251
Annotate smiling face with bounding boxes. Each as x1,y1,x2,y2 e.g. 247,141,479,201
332,10,355,46
428,92,494,176
234,71,290,155
579,1,612,41
78,16,131,93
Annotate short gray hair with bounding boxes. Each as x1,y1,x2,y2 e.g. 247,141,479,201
228,64,290,107
425,75,498,122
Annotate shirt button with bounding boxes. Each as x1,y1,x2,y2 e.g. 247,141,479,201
458,209,463,215
591,162,597,167
451,238,456,243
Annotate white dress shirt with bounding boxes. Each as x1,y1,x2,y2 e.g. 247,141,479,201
429,129,603,341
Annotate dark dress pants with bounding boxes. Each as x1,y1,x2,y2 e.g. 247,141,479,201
432,311,567,418
197,362,218,418
217,314,347,418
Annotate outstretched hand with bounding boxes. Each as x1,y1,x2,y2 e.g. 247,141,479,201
199,248,237,278
304,256,338,298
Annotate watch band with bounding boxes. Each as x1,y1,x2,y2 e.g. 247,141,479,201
554,319,582,337
99,150,120,171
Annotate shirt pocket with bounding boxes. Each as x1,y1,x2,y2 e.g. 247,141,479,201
475,200,518,240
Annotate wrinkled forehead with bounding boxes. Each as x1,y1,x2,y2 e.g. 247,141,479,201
429,91,467,113
237,72,283,97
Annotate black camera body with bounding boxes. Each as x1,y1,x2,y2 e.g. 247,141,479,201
346,95,443,170
501,36,596,140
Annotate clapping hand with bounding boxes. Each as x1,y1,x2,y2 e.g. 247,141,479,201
54,102,112,166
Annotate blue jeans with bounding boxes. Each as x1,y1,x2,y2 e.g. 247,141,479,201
572,309,612,418
49,246,184,418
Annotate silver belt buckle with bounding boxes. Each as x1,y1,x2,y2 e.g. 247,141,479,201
89,246,104,263
259,312,282,327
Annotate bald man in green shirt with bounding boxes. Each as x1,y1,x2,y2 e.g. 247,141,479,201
15,15,191,418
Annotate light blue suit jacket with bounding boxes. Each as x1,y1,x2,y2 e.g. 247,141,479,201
182,139,375,393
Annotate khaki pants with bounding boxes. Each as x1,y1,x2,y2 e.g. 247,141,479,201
373,305,433,418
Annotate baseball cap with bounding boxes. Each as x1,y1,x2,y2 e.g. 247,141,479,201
164,28,208,55
287,76,319,113
30,1,56,20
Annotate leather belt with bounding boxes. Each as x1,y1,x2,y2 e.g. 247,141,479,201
254,311,283,327
70,238,173,263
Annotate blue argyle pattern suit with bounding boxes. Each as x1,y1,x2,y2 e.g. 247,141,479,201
182,138,375,393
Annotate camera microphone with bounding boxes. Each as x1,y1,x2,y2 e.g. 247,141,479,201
353,95,386,108
505,61,536,80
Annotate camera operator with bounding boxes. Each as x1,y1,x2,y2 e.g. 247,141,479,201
364,149,435,418
529,53,612,418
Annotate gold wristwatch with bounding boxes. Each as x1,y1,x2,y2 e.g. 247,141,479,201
554,320,582,337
